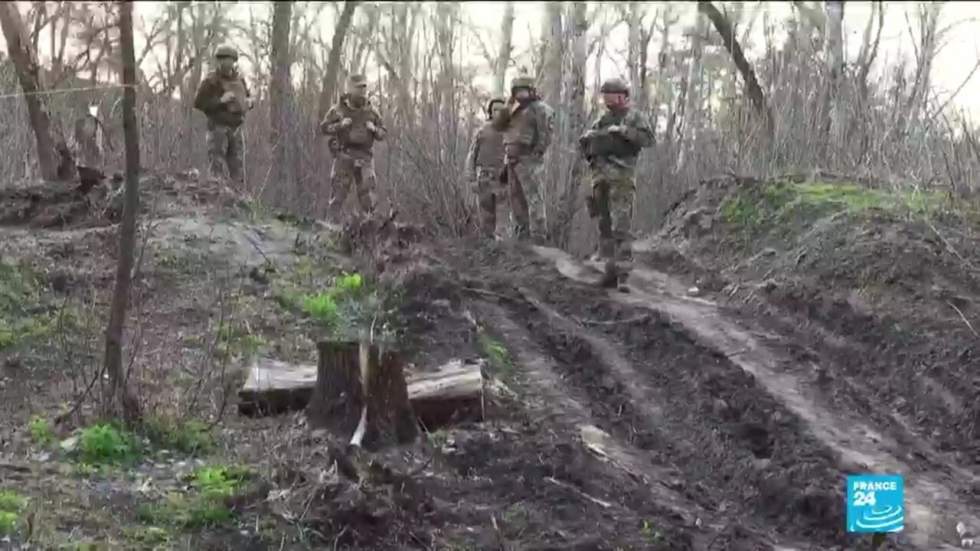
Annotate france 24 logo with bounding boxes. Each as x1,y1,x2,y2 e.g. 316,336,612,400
846,474,904,533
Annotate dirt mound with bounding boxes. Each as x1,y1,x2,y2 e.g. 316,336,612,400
655,174,980,466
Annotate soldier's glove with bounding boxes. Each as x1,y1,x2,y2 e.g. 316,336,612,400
340,118,353,128
366,121,377,133
220,91,235,103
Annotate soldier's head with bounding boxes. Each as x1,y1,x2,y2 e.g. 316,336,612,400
486,97,506,121
600,78,630,110
510,75,535,103
347,74,369,105
215,44,238,76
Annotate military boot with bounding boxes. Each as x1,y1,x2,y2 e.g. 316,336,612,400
596,238,619,288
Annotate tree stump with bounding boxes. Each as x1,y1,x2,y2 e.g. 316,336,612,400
307,340,418,450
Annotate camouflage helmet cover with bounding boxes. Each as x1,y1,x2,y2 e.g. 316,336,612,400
510,75,535,91
600,77,629,95
215,44,238,60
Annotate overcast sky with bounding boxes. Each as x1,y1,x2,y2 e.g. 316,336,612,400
8,2,980,121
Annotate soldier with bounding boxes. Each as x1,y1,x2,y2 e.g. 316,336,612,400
578,77,654,290
464,97,508,239
319,74,387,219
73,103,113,191
494,75,554,242
193,44,254,184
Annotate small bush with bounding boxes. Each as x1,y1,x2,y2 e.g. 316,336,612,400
77,423,139,465
29,416,55,447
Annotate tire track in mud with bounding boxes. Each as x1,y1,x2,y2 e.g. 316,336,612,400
531,245,975,550
471,299,804,551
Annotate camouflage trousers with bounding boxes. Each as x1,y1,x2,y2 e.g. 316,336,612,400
476,166,511,238
506,157,546,241
328,153,377,218
206,121,244,184
592,177,635,262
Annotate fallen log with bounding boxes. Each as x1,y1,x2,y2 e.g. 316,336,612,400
239,349,485,431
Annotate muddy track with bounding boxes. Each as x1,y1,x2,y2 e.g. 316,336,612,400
426,238,979,549
529,245,977,549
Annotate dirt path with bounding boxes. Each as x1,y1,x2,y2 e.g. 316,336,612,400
531,244,976,550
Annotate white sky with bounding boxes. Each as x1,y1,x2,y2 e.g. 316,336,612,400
8,2,980,120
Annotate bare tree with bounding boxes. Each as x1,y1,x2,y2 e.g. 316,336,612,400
494,2,515,97
0,2,60,180
318,0,358,120
103,0,141,423
270,1,294,195
698,1,773,141
676,12,708,173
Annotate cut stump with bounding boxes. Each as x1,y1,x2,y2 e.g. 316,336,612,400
307,340,418,450
239,356,486,428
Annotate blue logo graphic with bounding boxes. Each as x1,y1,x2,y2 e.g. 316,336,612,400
846,474,905,533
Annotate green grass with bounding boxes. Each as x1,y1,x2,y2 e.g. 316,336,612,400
479,332,513,376
720,180,954,235
136,465,254,530
142,417,215,455
76,423,140,466
0,490,26,537
29,416,56,447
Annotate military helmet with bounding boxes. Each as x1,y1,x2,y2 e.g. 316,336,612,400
510,75,535,91
215,44,238,60
486,96,506,117
600,77,629,95
348,74,368,87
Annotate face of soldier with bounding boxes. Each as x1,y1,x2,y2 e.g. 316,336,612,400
348,82,368,106
602,92,627,110
490,103,506,121
217,57,236,76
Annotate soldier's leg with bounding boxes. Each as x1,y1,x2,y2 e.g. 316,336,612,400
609,179,637,288
519,161,547,243
508,163,531,239
328,156,355,219
476,169,496,238
593,179,615,259
226,125,244,185
206,122,229,179
353,160,377,215
495,172,512,239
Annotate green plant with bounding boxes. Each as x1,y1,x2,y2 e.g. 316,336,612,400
136,465,254,530
142,417,214,455
29,415,55,447
77,423,139,465
479,332,512,375
0,490,26,537
302,292,340,327
191,465,253,499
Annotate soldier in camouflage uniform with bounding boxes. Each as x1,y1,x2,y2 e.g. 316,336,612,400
464,97,507,239
578,77,654,289
320,74,387,219
193,44,254,184
494,75,555,242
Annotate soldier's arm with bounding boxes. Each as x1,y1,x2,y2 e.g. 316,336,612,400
370,109,388,141
193,77,221,114
621,112,655,148
534,104,555,155
464,129,481,180
319,107,343,135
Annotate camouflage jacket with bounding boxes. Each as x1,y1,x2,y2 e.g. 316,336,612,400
464,121,505,180
494,98,554,159
319,95,387,157
193,70,252,127
578,106,654,177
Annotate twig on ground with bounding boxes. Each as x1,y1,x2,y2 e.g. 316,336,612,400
576,314,651,326
947,300,980,338
545,476,613,508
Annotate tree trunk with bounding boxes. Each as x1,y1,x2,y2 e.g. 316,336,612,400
494,2,515,98
270,1,293,202
307,340,418,450
102,0,141,424
0,2,60,181
318,0,358,120
820,0,844,165
698,0,773,141
676,12,707,173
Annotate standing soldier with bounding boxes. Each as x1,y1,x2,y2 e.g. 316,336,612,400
494,75,554,242
464,97,507,239
193,44,254,185
320,74,387,219
578,77,654,290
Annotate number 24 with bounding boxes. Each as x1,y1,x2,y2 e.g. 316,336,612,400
853,491,877,506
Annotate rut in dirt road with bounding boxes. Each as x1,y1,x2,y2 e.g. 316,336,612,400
531,245,977,550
